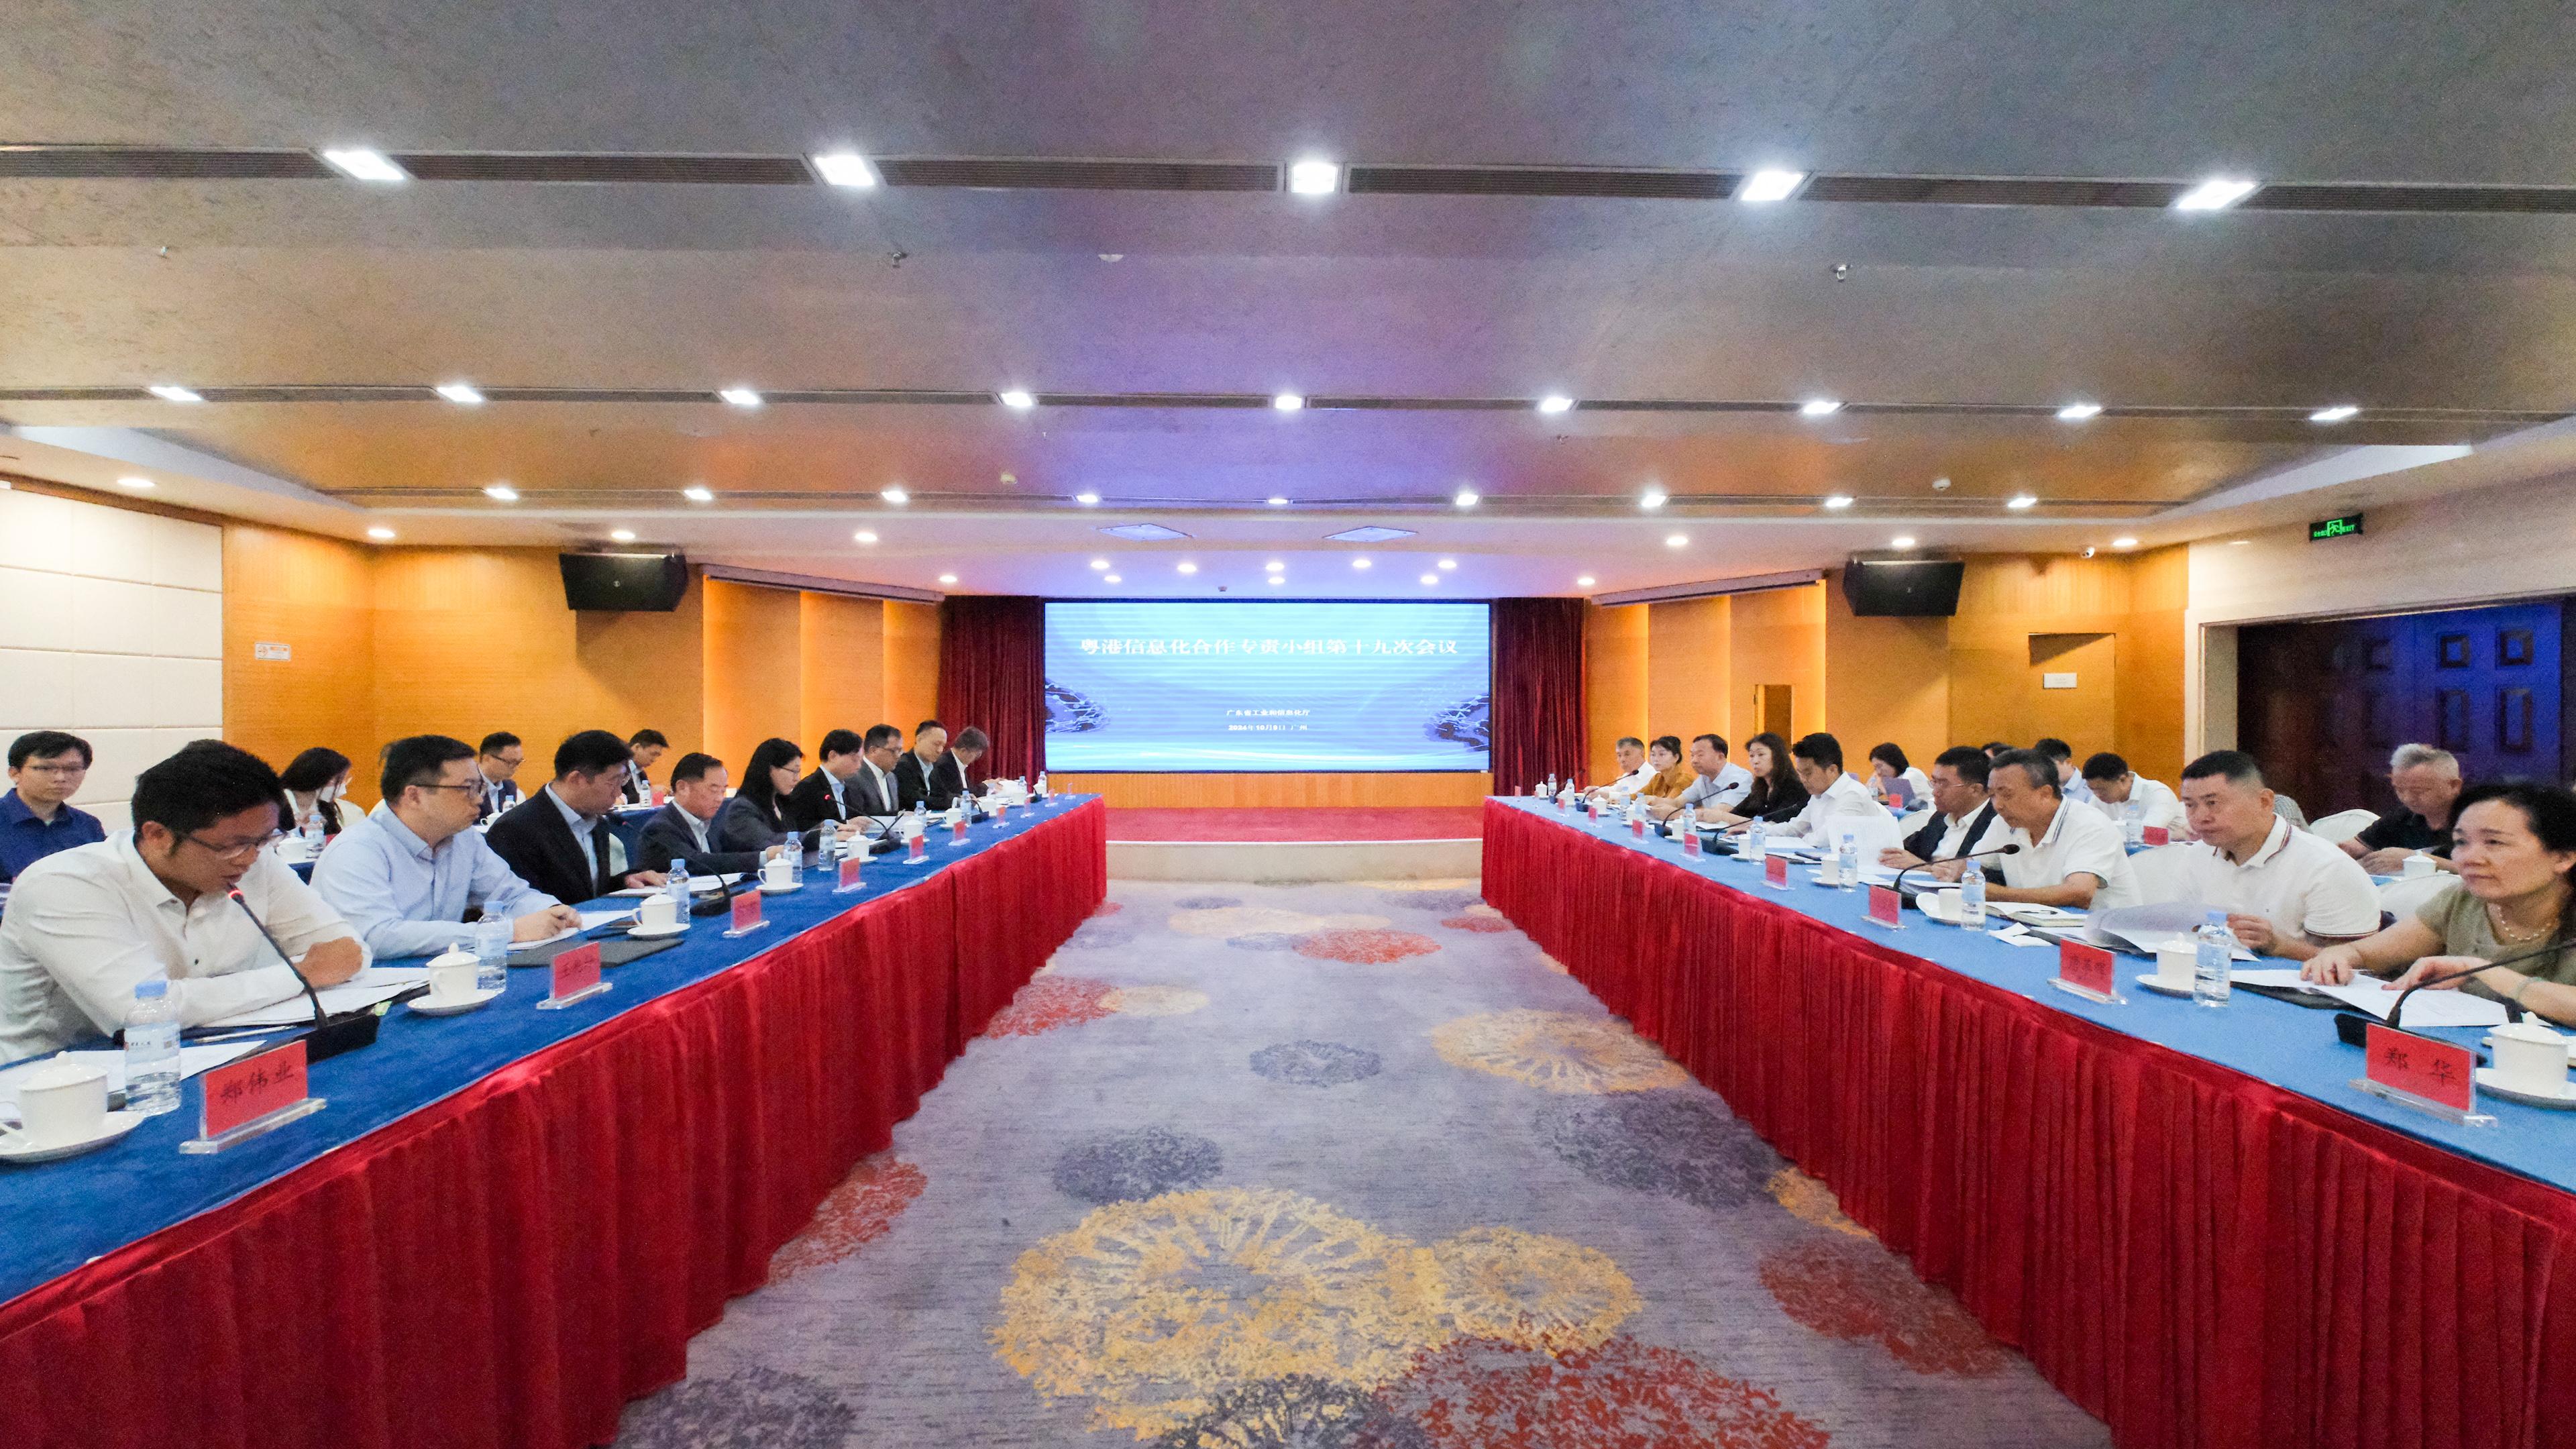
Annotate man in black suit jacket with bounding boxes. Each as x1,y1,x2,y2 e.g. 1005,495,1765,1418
636,752,765,875
894,719,958,812
485,730,667,907
619,729,669,805
786,729,867,834
1880,746,2008,871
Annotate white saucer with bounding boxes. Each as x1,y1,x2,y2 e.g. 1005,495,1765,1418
407,985,504,1017
2473,1067,2576,1108
0,1110,147,1164
627,920,690,939
2134,973,2196,998
757,880,799,894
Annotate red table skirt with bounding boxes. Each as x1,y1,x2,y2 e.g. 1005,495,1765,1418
1484,802,2575,1449
0,800,1105,1449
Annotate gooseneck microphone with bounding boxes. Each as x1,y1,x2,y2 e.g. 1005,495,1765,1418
229,888,380,1061
1890,841,2023,897
2386,936,2569,1029
230,888,325,1026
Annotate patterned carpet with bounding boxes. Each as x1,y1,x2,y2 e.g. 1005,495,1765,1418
612,879,2108,1448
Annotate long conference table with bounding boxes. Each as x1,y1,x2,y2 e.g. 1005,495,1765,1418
0,797,1106,1449
1484,797,2576,1449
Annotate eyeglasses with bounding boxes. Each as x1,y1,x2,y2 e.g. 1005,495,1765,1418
182,829,286,862
419,780,490,802
16,762,87,777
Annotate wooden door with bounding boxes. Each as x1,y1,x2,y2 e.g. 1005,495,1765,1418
1752,684,1794,740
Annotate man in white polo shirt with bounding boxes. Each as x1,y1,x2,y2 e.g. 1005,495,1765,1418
1760,733,1898,853
2079,751,2187,835
2153,749,2381,961
1927,748,2137,910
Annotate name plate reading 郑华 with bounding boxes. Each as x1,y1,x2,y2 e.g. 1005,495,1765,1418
2364,1022,2475,1113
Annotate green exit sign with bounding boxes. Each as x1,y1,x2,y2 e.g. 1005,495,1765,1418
2310,513,2365,541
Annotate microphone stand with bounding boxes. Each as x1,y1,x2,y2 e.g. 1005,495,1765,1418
2387,938,2569,1028
1889,841,2023,898
228,888,380,1061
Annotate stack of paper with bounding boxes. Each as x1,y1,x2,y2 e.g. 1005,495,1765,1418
203,967,431,1029
2232,969,2507,1027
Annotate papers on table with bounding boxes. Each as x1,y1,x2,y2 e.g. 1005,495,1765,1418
0,1042,264,1120
203,967,431,1029
609,873,741,898
1988,924,2053,949
1990,901,2088,928
578,909,635,932
2094,903,2258,961
2233,969,2508,1028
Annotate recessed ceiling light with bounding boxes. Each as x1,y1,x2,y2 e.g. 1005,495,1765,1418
1075,492,1101,506
1420,574,1440,585
116,476,154,490
434,381,485,405
1822,494,1854,509
682,484,715,502
1454,488,1480,508
1267,496,1290,506
2006,494,2038,510
2056,401,2102,421
2229,538,2252,546
1892,535,1918,549
1268,576,1286,586
1103,574,1121,583
1177,561,1199,574
146,384,203,403
1273,392,1305,412
1537,394,1574,415
2112,537,2139,549
853,529,877,543
366,527,396,541
717,386,762,408
1265,559,1285,572
1090,558,1110,570
2310,404,2360,423
320,148,407,182
1576,575,1597,588
881,486,909,504
1352,557,1372,570
1799,398,1842,417
609,529,637,543
1639,488,1667,510
2174,176,2259,211
938,573,958,585
1437,558,1456,570
999,388,1036,410
482,483,519,502
811,152,878,188
1737,168,1807,203
1664,533,1688,548
1287,158,1340,195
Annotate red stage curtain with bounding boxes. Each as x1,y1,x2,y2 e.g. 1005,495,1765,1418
937,595,1046,784
1489,597,1588,792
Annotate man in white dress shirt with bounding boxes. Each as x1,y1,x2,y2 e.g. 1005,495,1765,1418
2080,752,2187,835
0,741,367,1062
1646,734,1754,822
1880,747,2011,869
1756,733,1890,848
1932,748,2137,910
2155,750,2381,961
311,734,578,959
1585,737,1652,802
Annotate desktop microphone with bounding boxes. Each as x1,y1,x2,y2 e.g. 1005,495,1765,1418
228,888,379,1061
2386,938,2568,1029
1889,841,2022,897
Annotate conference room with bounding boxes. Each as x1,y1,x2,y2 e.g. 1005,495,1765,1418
5,8,2575,1448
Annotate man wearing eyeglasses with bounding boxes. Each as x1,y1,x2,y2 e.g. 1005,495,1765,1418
484,730,669,908
0,741,366,1062
311,735,581,958
1,731,107,885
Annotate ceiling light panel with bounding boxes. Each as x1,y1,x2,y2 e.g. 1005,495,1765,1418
320,148,407,182
810,152,878,187
146,384,203,402
2173,177,2259,211
433,381,484,405
1287,158,1340,195
1737,169,1807,202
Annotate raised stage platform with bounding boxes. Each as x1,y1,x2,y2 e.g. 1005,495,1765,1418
1105,806,1484,881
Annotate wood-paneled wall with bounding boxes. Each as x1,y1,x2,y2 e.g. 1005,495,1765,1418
883,600,941,735
1729,584,1829,740
1646,596,1731,751
1583,603,1649,783
222,524,376,783
700,578,798,778
1049,772,1493,807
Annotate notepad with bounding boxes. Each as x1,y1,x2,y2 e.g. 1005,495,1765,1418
2231,969,2507,1028
202,967,431,1029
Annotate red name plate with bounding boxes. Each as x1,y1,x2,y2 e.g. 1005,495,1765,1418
731,889,763,932
1587,802,1601,822
994,803,1008,822
649,788,667,808
908,834,928,863
1682,829,1702,857
1630,817,1646,839
1764,853,1789,888
201,1038,309,1138
2365,1023,2475,1111
1554,793,1568,812
2056,941,2116,996
550,941,602,1000
1867,884,1903,926
2141,825,2170,847
838,856,863,890
951,818,966,841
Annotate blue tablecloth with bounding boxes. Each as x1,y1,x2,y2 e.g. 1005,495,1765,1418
1498,798,2576,1193
0,797,1096,1306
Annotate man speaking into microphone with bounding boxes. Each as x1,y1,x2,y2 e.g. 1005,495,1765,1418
0,741,366,1061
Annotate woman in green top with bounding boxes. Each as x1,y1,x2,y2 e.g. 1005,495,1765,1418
2303,781,2576,1026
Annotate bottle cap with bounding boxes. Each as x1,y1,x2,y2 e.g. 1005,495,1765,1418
135,975,168,999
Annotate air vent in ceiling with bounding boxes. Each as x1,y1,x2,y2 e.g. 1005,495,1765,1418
392,152,812,184
0,146,331,179
1326,526,1417,543
875,158,1279,191
1801,175,2186,207
1099,523,1193,541
2243,182,2576,214
1345,165,1736,200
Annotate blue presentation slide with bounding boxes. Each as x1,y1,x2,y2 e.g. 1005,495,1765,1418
1042,601,1492,772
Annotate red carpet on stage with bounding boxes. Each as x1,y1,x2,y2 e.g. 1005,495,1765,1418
1106,807,1486,842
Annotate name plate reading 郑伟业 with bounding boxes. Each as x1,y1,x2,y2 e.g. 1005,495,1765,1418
181,1038,325,1152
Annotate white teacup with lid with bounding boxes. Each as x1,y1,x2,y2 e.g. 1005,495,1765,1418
2489,1020,2571,1096
11,1059,109,1146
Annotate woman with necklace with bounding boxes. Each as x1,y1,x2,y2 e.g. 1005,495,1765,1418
2304,781,2576,1026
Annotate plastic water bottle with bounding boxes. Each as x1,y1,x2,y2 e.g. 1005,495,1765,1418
299,803,325,851
667,858,690,910
1035,771,1049,800
1835,833,1860,891
123,975,182,1116
2123,800,2145,846
2193,909,2235,1007
1960,860,1986,927
472,915,513,993
1744,817,1768,863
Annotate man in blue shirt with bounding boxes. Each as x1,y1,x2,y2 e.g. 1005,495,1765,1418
310,734,579,958
1,731,107,883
